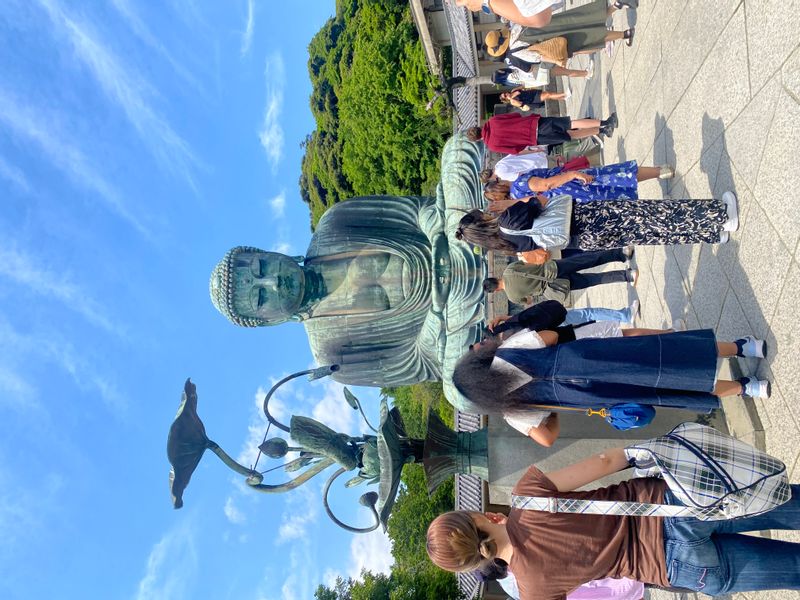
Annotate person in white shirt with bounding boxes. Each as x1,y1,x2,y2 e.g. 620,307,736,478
484,149,549,183
500,320,625,446
457,0,636,29
456,0,561,28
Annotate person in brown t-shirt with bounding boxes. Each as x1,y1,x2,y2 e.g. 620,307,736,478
506,464,669,599
426,447,669,600
426,447,800,598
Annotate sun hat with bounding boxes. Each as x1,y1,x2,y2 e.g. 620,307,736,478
485,28,510,57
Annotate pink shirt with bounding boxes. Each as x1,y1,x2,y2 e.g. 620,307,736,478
568,578,645,600
499,574,644,600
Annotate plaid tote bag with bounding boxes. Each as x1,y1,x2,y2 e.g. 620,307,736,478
512,422,791,521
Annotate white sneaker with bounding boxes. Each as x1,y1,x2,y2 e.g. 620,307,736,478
740,377,771,399
672,318,687,332
585,59,595,80
627,299,640,325
722,191,739,232
736,335,767,359
718,231,730,244
627,268,639,287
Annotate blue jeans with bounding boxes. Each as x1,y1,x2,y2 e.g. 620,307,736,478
562,306,632,325
663,486,800,594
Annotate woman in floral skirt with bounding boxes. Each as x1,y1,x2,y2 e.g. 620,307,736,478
455,192,740,252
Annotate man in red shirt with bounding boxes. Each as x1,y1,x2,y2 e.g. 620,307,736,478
467,111,617,155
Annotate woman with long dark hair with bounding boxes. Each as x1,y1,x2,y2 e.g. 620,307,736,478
453,328,771,419
455,189,739,252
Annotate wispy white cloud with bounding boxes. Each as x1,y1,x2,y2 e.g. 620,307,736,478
269,191,286,218
258,53,285,170
0,89,150,236
0,316,127,413
311,380,356,436
0,244,123,337
223,496,245,525
37,0,199,187
0,466,63,570
109,0,206,95
0,155,32,195
277,485,319,543
271,241,292,255
347,530,394,579
276,535,320,600
135,519,198,600
240,0,255,56
0,366,37,410
237,383,293,470
322,568,342,590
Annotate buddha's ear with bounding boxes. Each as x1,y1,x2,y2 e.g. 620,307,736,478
257,317,286,327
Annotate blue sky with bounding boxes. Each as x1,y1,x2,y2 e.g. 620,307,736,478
0,1,394,599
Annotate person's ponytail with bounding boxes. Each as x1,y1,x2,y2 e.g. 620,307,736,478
479,538,498,560
427,511,493,572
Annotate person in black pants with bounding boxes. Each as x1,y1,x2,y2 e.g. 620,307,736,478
482,247,636,306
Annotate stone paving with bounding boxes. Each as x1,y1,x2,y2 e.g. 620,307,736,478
558,1,800,598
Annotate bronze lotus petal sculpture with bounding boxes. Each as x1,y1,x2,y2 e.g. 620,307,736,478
167,379,209,509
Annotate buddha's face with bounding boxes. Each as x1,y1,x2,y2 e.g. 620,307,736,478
230,251,305,324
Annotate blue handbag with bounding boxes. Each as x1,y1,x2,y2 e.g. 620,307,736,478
604,403,656,431
534,402,656,431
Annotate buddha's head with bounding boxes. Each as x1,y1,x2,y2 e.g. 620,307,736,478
210,246,306,327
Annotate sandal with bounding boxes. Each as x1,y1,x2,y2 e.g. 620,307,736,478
624,27,635,47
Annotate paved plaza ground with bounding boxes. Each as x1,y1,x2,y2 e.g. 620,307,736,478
559,1,800,597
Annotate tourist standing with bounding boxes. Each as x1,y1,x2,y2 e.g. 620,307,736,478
466,111,618,153
455,191,740,252
482,247,636,306
426,444,800,597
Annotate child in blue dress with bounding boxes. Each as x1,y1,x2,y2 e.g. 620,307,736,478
507,161,675,204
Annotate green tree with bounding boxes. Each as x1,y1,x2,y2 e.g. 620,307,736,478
300,0,449,228
314,568,461,600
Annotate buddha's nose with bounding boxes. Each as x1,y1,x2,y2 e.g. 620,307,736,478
260,275,279,289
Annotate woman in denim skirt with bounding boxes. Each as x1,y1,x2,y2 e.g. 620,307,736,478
453,328,772,419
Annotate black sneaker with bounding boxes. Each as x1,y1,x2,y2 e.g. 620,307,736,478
603,112,618,130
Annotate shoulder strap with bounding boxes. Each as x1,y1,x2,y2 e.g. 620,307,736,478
511,494,720,519
500,224,538,237
513,269,549,282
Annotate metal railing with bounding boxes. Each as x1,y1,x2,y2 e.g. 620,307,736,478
441,0,480,131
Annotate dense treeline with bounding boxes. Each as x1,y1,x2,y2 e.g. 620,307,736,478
300,0,450,227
